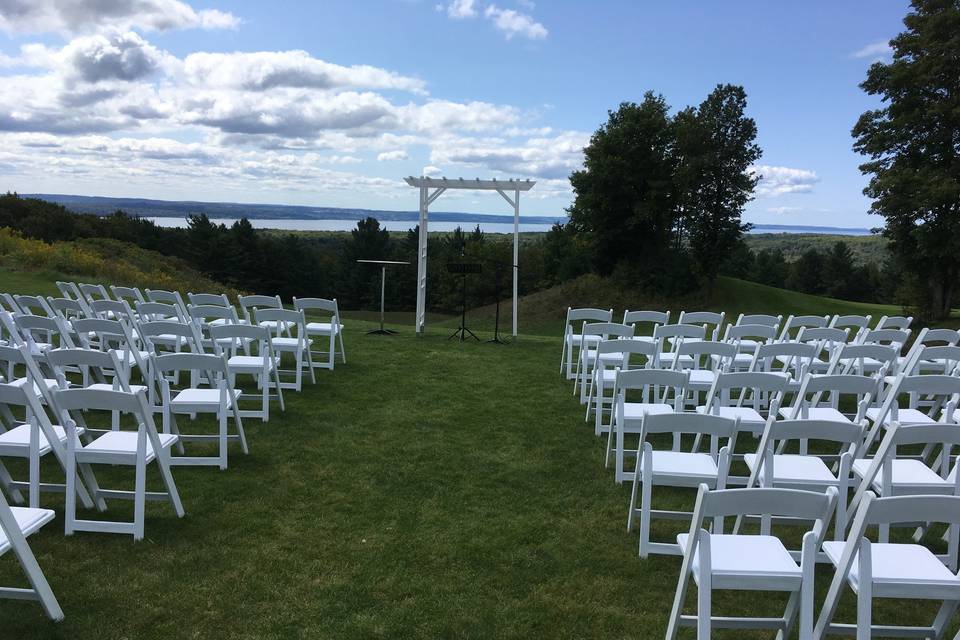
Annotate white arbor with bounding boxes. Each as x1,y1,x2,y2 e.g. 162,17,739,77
404,177,536,338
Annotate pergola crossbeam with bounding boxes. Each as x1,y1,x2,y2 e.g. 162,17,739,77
404,176,536,339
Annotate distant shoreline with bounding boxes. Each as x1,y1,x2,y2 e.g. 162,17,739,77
24,193,873,236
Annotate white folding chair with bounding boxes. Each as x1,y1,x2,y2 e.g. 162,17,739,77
722,323,778,371
777,314,829,342
574,322,635,402
698,371,790,437
653,323,707,370
830,313,872,343
152,352,247,470
677,311,726,341
781,373,878,426
584,338,657,434
861,373,960,454
59,387,183,540
626,412,738,557
666,485,836,640
210,323,285,422
144,289,189,319
110,285,146,308
0,489,63,621
187,292,232,308
255,308,316,391
816,493,960,640
670,340,736,408
240,295,291,336
874,314,913,331
558,307,612,379
606,367,688,482
622,310,669,345
743,416,864,544
292,297,346,370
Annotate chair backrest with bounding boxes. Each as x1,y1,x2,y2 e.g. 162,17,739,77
45,348,129,390
110,285,145,305
778,314,829,341
736,313,781,327
579,322,635,340
137,320,203,358
151,352,229,378
595,338,657,369
563,307,613,326
703,371,790,414
55,281,82,301
860,328,910,351
54,386,148,416
749,417,865,490
78,283,111,303
751,341,818,375
907,345,960,376
135,301,187,323
13,314,74,350
47,297,86,322
209,323,273,358
677,311,725,340
724,323,778,343
875,315,913,330
188,304,239,326
653,323,706,342
614,367,688,413
789,373,878,420
12,295,54,318
89,298,135,322
188,292,230,308
673,340,736,371
640,412,739,458
826,343,899,376
622,310,669,326
239,295,282,323
145,289,187,311
830,314,872,330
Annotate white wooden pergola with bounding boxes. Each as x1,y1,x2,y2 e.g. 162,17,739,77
404,176,536,338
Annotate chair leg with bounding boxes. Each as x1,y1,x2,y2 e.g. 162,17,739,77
0,462,25,504
65,439,76,536
133,428,147,541
156,450,185,518
0,506,64,621
337,328,346,364
218,410,228,470
857,538,873,640
638,447,652,557
697,558,712,639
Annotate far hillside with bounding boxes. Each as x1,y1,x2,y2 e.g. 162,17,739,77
744,232,888,265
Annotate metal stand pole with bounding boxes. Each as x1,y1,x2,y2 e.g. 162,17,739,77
367,264,398,335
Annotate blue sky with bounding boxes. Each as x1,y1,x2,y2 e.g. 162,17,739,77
0,0,908,226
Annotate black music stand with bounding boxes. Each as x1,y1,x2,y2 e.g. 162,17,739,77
357,259,409,335
447,261,481,342
485,260,508,344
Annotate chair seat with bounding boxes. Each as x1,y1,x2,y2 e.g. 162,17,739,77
865,407,935,426
594,369,618,383
10,377,59,398
640,450,718,480
0,424,70,456
259,320,293,332
170,388,241,409
851,458,952,493
581,350,624,364
629,335,656,344
566,333,601,346
677,533,802,587
697,405,765,425
620,402,673,420
658,353,694,367
687,369,717,386
0,507,56,555
823,541,960,590
228,355,275,371
743,453,837,484
271,337,312,350
305,322,343,334
82,431,178,461
777,407,851,423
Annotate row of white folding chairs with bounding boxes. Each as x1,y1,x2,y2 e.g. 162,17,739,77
1,282,347,372
559,307,917,380
598,398,960,637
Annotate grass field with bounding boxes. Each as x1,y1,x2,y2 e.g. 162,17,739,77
1,270,958,638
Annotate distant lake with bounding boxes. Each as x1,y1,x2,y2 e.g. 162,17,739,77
145,217,555,233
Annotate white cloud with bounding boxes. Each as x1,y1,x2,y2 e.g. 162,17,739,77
0,0,241,35
430,130,587,179
852,40,892,59
766,206,801,215
750,165,819,197
421,165,442,176
60,31,169,83
483,5,547,40
182,50,427,94
377,150,409,161
445,0,477,19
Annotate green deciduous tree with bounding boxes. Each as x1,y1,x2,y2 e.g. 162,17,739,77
678,85,761,288
852,0,960,319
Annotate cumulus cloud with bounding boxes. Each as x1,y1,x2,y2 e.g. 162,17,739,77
852,40,892,59
0,0,240,35
437,1,547,40
484,5,548,40
61,31,168,83
767,206,801,215
421,165,443,176
430,131,587,179
751,165,819,197
445,0,477,19
182,50,427,94
377,150,409,161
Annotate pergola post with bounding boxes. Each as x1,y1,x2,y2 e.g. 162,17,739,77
404,176,535,339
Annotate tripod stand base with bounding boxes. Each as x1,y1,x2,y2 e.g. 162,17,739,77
367,328,398,335
484,335,509,344
448,326,480,342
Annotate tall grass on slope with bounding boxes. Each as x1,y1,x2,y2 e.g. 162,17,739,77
0,228,237,297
